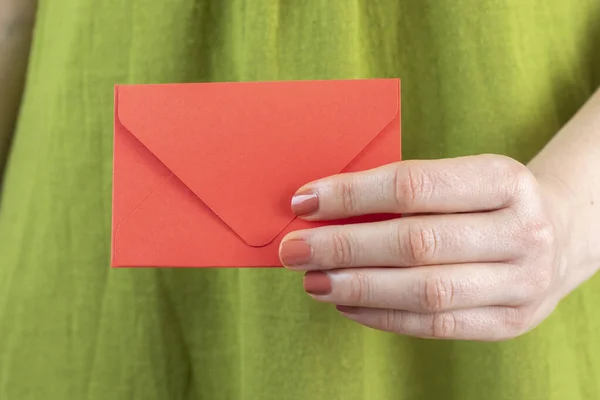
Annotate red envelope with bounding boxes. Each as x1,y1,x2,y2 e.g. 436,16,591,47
112,79,401,268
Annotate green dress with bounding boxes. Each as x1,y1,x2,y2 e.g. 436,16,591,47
1,1,600,399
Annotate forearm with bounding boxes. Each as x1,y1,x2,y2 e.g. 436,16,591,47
0,0,36,173
528,87,600,293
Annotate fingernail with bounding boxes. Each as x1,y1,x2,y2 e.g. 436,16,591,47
303,271,331,295
279,239,313,267
336,305,358,314
291,190,319,216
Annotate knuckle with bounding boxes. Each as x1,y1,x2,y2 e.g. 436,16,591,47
331,231,357,267
420,276,455,313
334,180,358,214
392,164,404,210
380,309,399,332
489,154,525,173
515,166,538,190
483,155,534,205
397,164,436,209
518,216,556,252
403,224,439,265
529,218,555,250
487,154,526,177
525,266,554,297
503,307,534,336
510,165,538,200
483,154,521,179
430,312,458,339
348,271,375,303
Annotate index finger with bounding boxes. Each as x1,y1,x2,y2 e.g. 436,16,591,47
291,154,530,220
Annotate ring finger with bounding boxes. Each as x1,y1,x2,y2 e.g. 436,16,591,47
303,263,528,313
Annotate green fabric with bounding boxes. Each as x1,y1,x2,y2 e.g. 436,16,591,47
1,1,600,399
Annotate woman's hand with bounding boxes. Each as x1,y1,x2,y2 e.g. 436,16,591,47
279,154,571,341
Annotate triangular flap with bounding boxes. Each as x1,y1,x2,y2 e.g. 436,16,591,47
116,79,399,247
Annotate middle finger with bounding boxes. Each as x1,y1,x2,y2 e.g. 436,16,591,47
279,211,516,270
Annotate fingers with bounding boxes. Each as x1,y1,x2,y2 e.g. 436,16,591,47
286,155,549,341
302,263,534,313
335,306,529,341
292,155,532,220
280,211,518,269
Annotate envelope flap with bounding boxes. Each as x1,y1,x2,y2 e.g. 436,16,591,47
116,79,399,247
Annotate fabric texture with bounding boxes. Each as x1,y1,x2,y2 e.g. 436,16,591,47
1,1,600,399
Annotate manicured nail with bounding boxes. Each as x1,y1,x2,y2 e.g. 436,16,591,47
291,190,319,216
336,305,358,314
303,271,331,295
279,239,313,267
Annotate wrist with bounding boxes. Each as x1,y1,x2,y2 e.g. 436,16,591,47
534,170,599,297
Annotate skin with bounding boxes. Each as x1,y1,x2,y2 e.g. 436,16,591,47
0,0,37,175
281,88,600,341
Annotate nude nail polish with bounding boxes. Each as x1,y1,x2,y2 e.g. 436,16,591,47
303,271,331,295
279,239,313,267
291,190,319,216
336,305,358,314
